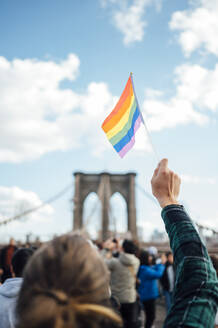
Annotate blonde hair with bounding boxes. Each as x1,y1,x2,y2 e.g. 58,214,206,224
16,234,122,328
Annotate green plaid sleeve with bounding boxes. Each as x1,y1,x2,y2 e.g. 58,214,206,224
161,205,218,328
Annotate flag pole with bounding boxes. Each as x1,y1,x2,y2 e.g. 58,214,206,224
130,72,159,163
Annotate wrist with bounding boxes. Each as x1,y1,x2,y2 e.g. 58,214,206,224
158,198,179,208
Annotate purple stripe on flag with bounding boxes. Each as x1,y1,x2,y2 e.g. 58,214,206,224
118,115,142,158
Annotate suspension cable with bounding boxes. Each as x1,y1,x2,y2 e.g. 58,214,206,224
0,183,73,227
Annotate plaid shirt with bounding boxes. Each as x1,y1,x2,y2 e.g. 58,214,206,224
162,205,218,328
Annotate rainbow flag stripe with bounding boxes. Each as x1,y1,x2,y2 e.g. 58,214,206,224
102,75,144,158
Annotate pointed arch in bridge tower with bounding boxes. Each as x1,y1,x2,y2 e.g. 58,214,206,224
73,172,137,240
109,192,127,234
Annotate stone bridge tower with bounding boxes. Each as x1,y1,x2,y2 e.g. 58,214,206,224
73,172,137,240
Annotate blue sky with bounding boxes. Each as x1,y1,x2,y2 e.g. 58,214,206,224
0,0,217,242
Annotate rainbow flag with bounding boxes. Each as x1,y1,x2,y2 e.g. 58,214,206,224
101,74,144,158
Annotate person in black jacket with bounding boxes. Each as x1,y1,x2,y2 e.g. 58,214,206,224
160,251,175,312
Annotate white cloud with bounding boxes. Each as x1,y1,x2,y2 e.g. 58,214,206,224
0,186,54,242
175,64,218,111
170,0,218,56
0,186,54,220
0,55,117,163
1,54,217,163
143,98,207,132
142,63,218,132
181,174,216,185
101,0,162,45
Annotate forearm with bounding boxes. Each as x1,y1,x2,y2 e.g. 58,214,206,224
162,205,209,264
162,205,218,327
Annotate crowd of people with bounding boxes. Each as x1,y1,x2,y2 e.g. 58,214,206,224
0,159,217,328
101,237,175,328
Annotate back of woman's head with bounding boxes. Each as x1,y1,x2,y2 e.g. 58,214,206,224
16,233,121,328
139,250,149,266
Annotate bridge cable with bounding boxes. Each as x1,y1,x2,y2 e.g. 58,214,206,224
0,183,73,227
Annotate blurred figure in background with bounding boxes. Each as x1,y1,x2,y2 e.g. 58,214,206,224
111,238,120,258
160,251,175,312
0,238,17,283
0,248,34,328
148,246,158,265
138,250,165,328
105,239,140,328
